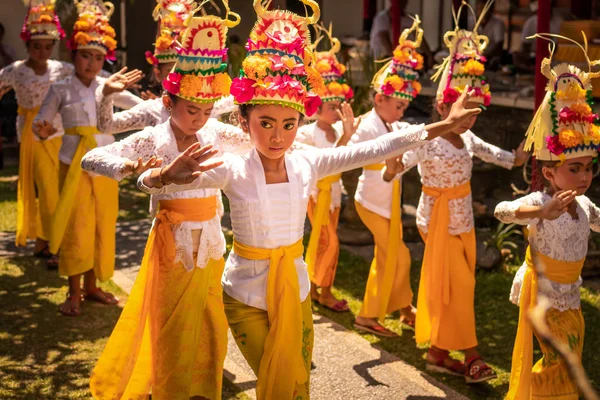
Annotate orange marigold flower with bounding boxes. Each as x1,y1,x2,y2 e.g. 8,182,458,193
328,81,343,96
74,31,91,46
414,53,424,70
337,63,347,75
316,60,331,74
242,55,271,80
180,75,205,98
588,125,600,144
558,129,584,148
570,102,592,117
102,36,117,51
385,75,404,91
74,20,91,31
155,35,174,51
341,83,350,94
463,59,485,76
211,73,232,96
393,48,409,63
103,25,116,37
306,66,325,95
412,81,422,94
38,15,53,23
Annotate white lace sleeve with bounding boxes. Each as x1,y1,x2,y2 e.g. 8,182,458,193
214,122,253,155
97,94,161,134
399,142,429,176
494,192,545,225
113,90,143,110
579,195,600,233
81,127,158,181
0,63,16,88
466,130,515,169
295,126,316,147
56,61,74,80
33,85,61,132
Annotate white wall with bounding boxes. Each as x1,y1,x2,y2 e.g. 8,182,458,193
1,0,60,61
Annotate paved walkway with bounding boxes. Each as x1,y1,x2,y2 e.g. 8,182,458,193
1,220,466,400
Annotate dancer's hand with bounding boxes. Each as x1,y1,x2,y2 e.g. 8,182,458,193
513,139,530,167
160,143,223,185
539,190,577,220
33,120,56,139
123,156,163,177
446,86,482,128
338,102,362,138
383,156,404,181
141,90,158,101
103,67,144,96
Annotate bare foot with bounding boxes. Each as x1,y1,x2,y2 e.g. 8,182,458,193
310,283,320,302
83,288,119,305
59,294,82,317
318,292,349,312
399,304,417,327
354,316,397,337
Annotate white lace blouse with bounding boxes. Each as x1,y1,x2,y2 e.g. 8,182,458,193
0,59,73,142
495,192,600,311
400,130,515,235
296,121,344,210
34,74,141,165
97,95,168,134
138,124,428,310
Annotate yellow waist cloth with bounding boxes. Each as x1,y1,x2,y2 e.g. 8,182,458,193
416,181,471,344
305,173,342,281
91,197,219,399
16,106,40,246
363,163,403,322
232,239,306,400
506,248,584,400
49,126,99,254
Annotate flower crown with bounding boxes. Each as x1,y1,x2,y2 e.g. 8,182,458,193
20,0,65,42
372,15,424,101
312,23,353,103
230,0,324,116
163,0,240,103
145,0,195,66
432,0,493,106
67,0,117,61
524,33,600,163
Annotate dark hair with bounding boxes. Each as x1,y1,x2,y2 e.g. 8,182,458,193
0,23,5,35
538,160,560,188
168,92,179,104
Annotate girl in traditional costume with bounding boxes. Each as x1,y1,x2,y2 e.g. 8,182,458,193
496,33,600,400
87,4,242,399
392,1,528,383
33,0,142,316
352,16,425,336
296,23,358,313
0,0,70,266
137,1,484,398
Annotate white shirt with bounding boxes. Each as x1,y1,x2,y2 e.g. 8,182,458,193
34,74,142,165
296,121,344,210
400,130,515,235
138,124,429,310
351,109,406,219
0,59,73,142
495,192,600,311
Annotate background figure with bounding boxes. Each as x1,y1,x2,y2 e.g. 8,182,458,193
468,0,505,69
0,23,16,68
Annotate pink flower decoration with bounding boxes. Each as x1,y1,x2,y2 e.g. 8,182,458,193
106,49,117,62
163,72,182,95
546,135,565,155
230,77,256,103
145,51,158,66
483,93,491,107
382,82,395,96
345,86,354,100
443,87,459,103
588,113,599,123
304,92,322,117
559,107,577,124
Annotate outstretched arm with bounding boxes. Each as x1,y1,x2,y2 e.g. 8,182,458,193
494,191,576,225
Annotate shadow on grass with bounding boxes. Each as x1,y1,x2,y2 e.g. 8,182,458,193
0,256,125,399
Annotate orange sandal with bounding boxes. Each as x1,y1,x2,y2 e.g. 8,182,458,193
426,349,465,376
465,355,497,384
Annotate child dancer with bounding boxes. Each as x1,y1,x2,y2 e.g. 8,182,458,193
87,4,241,398
297,23,357,312
33,0,142,316
138,1,483,398
352,17,425,336
0,0,71,264
394,2,528,383
497,34,600,400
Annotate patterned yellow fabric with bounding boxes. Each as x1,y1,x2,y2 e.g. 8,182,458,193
224,292,314,400
506,248,584,400
232,239,306,400
91,197,227,399
416,181,474,347
49,126,98,254
57,162,117,280
33,136,61,241
15,106,40,246
305,173,342,281
355,201,412,319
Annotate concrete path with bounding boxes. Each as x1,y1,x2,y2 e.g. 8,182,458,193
1,219,467,400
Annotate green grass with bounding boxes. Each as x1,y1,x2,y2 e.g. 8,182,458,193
0,166,18,232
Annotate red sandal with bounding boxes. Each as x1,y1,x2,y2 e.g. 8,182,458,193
465,355,497,384
426,349,465,376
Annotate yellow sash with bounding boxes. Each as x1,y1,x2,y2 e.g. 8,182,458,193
91,197,218,398
233,239,306,400
49,126,98,254
363,163,402,322
416,181,472,344
506,248,584,400
305,173,342,280
15,106,40,246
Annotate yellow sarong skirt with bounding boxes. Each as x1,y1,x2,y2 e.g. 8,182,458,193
224,292,314,400
33,137,61,241
506,249,584,400
91,198,228,400
57,162,118,280
355,201,413,319
307,198,340,288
